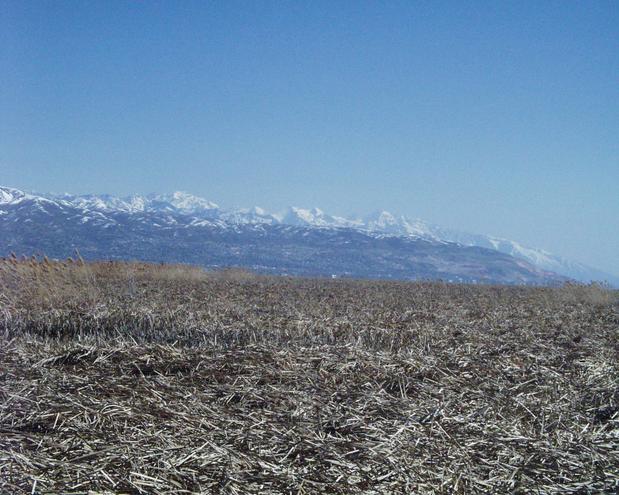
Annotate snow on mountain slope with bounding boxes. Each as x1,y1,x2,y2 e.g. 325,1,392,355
151,192,219,213
0,187,46,205
362,211,441,239
55,194,148,213
48,191,218,215
0,187,23,204
1,186,616,285
220,206,279,225
279,207,362,229
406,225,619,286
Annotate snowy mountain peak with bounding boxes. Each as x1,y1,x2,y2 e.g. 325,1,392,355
0,187,23,204
152,191,219,212
57,194,148,213
361,211,435,238
286,207,321,225
364,210,399,230
281,206,359,229
0,187,58,208
48,191,219,215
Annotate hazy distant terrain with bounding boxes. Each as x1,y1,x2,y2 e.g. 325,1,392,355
1,260,617,493
0,186,581,286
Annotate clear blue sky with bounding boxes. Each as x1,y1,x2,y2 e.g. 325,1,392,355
1,1,618,275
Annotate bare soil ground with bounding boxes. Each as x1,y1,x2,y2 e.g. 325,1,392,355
1,260,618,494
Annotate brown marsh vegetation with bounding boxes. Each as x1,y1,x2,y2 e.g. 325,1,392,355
1,258,618,493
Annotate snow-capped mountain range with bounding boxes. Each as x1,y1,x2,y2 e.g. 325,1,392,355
1,186,615,286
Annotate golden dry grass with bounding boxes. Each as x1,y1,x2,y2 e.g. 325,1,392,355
0,259,617,494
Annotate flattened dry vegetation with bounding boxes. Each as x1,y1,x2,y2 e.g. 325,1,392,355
1,259,618,494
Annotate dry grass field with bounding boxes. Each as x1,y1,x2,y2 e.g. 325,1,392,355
1,258,618,494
